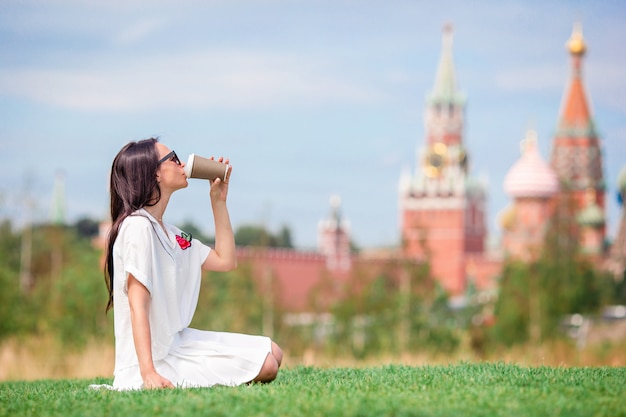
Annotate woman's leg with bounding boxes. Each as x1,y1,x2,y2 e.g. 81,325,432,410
253,340,283,383
253,354,279,383
271,341,283,367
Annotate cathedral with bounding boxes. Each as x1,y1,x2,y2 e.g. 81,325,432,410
398,22,623,298
501,23,614,266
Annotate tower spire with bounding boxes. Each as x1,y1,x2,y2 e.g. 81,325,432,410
550,23,606,256
428,23,465,105
317,195,351,272
557,23,593,136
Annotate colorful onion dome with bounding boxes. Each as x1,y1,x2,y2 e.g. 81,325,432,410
577,202,604,227
577,190,605,227
618,166,626,193
616,166,626,206
504,130,559,198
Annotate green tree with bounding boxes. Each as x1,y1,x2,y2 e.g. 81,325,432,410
321,257,458,359
191,263,265,335
0,264,25,338
234,224,293,248
490,261,532,346
490,191,610,347
179,220,213,244
73,217,100,239
275,225,293,248
0,220,113,346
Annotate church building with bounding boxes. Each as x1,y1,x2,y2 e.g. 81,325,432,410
550,24,606,257
501,24,608,263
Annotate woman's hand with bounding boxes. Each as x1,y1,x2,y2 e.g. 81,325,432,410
209,156,230,203
142,370,175,389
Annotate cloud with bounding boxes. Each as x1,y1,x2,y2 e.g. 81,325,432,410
492,60,626,118
112,17,168,45
493,65,564,93
0,49,385,111
588,61,626,114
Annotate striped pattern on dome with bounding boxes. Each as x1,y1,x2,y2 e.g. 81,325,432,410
577,202,604,227
618,166,626,192
504,130,558,198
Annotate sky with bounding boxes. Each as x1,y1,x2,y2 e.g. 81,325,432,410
1,0,625,250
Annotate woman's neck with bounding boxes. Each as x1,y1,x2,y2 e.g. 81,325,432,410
145,193,170,223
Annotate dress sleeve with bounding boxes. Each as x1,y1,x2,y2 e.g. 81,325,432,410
191,236,211,266
119,217,155,296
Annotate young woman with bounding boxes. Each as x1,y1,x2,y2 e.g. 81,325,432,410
104,138,282,390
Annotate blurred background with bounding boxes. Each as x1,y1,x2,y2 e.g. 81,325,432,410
1,0,625,380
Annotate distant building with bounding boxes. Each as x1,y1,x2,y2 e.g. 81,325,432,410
501,129,559,261
237,196,406,314
398,24,498,297
550,23,606,256
499,24,610,266
237,196,355,313
317,195,352,272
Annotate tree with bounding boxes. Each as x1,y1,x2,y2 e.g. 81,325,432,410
319,257,458,359
275,225,293,248
191,264,265,335
234,224,294,248
490,191,610,347
73,217,100,239
179,220,213,244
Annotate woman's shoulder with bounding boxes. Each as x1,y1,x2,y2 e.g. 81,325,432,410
120,211,154,233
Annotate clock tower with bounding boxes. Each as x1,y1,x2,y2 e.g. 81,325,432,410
399,25,487,295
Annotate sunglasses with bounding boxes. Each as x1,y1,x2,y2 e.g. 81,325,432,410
158,151,182,166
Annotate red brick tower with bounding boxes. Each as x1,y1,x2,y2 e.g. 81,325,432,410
550,23,606,254
399,25,487,295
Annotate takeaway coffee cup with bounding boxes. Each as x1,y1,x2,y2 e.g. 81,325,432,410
184,153,232,183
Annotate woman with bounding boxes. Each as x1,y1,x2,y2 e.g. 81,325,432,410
104,138,282,390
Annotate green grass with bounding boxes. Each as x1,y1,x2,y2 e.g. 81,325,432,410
1,363,625,417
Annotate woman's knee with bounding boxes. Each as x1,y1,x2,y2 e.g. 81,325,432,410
255,354,279,383
271,341,283,366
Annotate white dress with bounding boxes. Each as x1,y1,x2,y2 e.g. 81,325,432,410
111,208,271,390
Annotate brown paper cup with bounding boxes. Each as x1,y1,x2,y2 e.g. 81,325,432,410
184,154,232,183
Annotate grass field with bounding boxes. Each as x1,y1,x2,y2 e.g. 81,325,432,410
1,363,625,417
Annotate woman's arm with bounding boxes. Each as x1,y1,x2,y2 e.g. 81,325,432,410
127,274,175,389
202,160,237,272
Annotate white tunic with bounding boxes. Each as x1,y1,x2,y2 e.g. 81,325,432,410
112,208,271,390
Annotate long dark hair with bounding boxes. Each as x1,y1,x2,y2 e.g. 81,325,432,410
104,138,161,312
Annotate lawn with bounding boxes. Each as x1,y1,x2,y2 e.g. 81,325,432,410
1,363,624,417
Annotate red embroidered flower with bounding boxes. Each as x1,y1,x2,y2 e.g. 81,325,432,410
176,231,192,250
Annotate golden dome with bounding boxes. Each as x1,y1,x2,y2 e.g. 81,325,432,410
618,166,626,193
499,205,517,231
567,23,586,55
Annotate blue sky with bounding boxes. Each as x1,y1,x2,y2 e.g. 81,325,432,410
1,0,625,249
